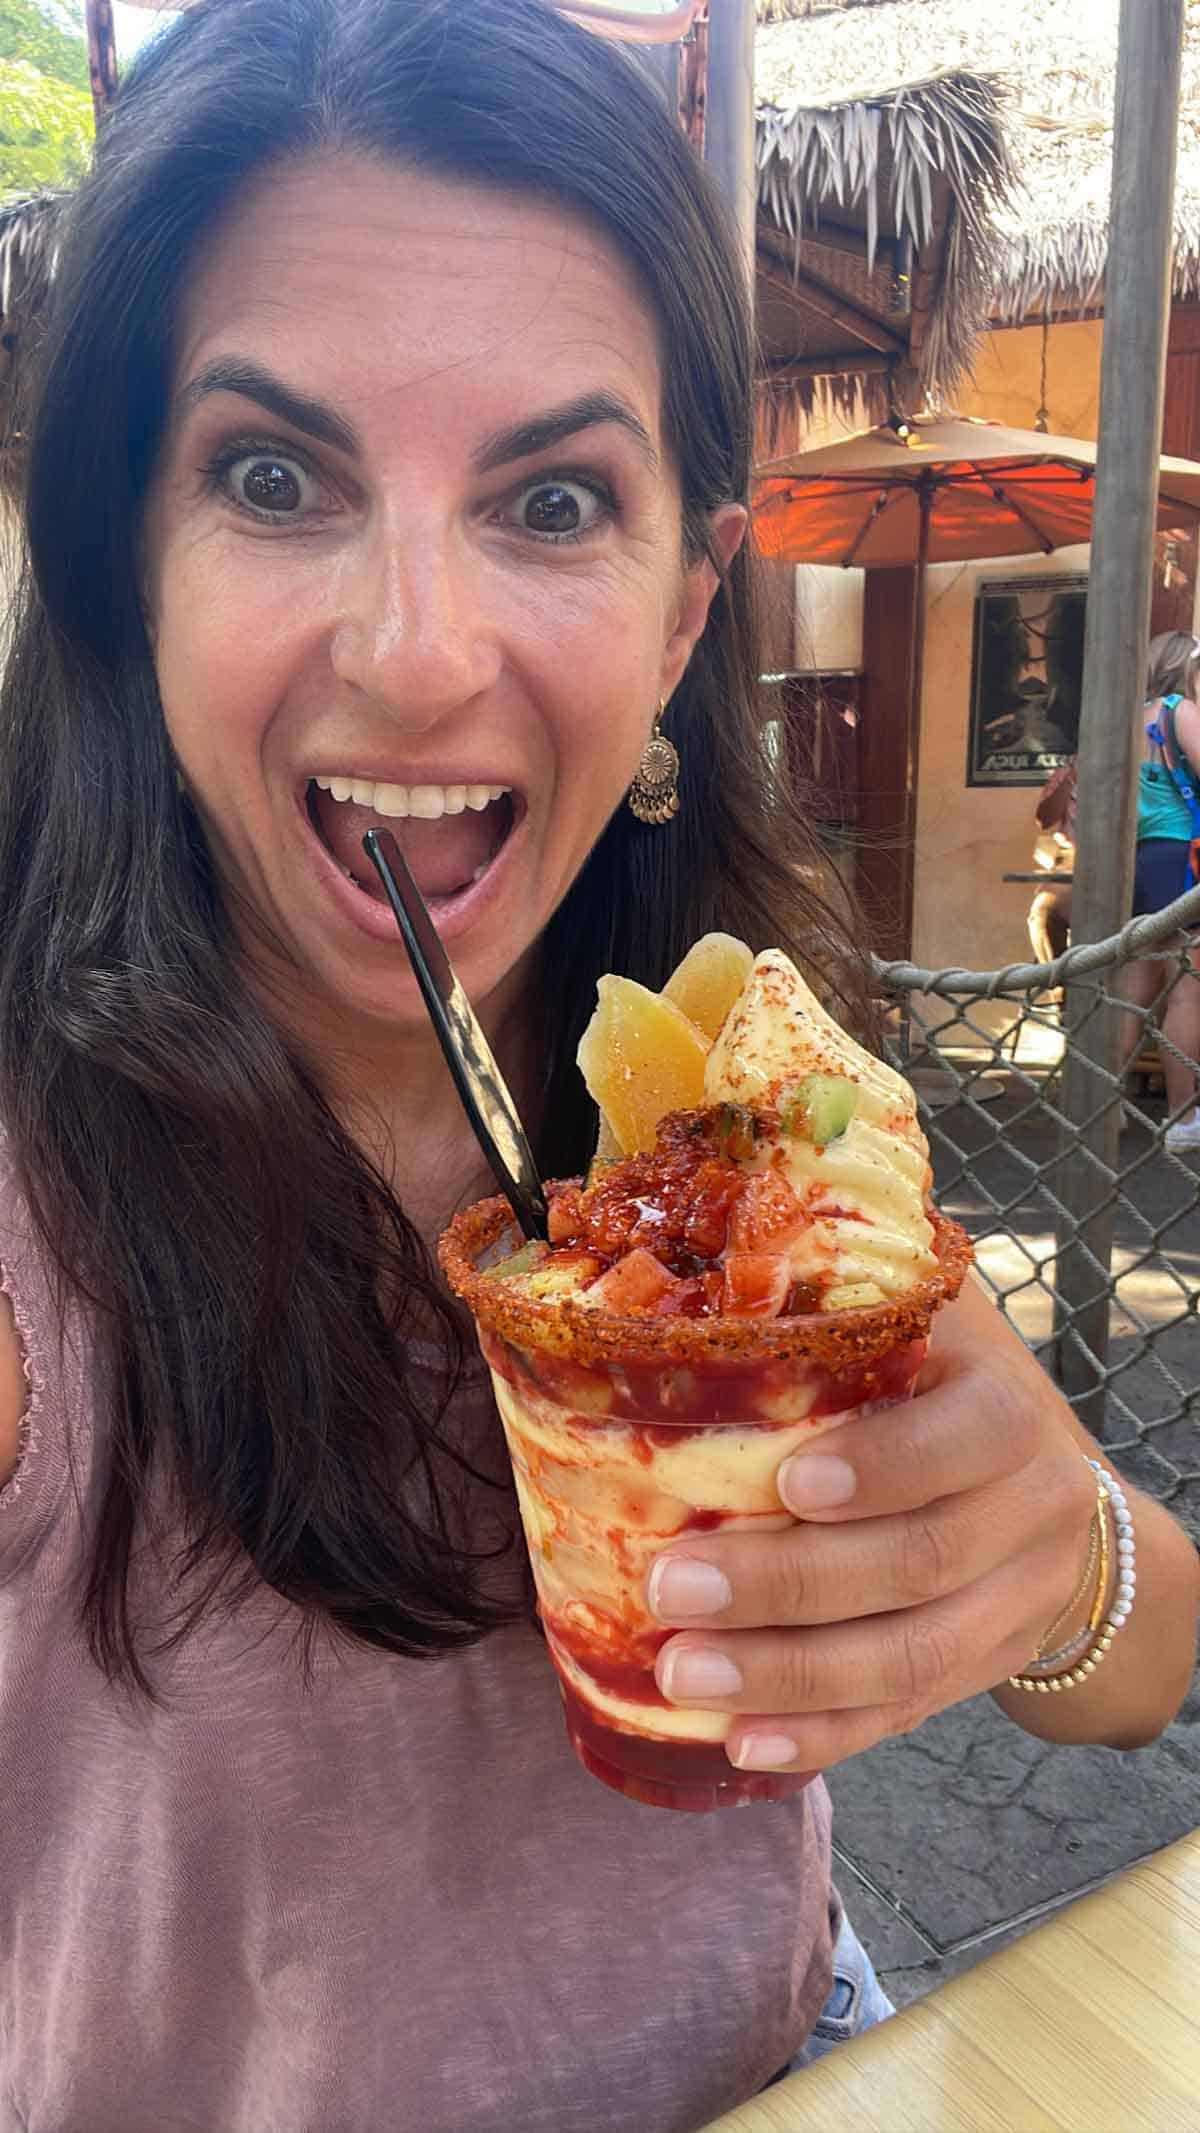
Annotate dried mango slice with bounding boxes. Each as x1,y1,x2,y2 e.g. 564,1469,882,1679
661,932,754,1041
577,975,709,1155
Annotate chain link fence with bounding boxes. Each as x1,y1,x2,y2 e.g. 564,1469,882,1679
875,883,1200,1546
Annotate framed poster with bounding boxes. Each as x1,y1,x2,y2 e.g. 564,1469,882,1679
966,574,1087,787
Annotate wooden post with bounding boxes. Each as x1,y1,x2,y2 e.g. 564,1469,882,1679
704,0,757,287
1053,0,1184,1430
858,565,920,962
85,0,119,123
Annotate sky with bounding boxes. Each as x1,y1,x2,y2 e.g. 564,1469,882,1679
112,1,178,65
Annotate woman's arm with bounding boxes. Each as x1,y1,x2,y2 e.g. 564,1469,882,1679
0,1292,27,1489
956,1280,1199,1747
1172,693,1200,779
643,1277,1200,1776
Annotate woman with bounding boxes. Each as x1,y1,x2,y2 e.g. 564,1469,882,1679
1027,756,1076,965
1122,631,1200,1150
0,3,1195,2127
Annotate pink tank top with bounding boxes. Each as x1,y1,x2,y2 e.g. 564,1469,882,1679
0,1144,833,2132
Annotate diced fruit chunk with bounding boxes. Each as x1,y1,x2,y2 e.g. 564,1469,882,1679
726,1170,802,1251
547,1185,586,1242
577,976,709,1155
682,1161,744,1258
780,1072,858,1145
662,932,754,1040
524,1252,603,1300
722,1251,791,1318
483,1241,549,1282
587,1246,682,1313
703,1102,757,1161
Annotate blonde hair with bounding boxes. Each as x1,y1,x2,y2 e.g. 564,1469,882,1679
1146,630,1200,703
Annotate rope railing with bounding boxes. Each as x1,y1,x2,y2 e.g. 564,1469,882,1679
872,882,1200,997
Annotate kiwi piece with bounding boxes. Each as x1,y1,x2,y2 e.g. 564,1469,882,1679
780,1073,858,1145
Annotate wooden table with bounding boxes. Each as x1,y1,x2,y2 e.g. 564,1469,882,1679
699,1832,1200,2133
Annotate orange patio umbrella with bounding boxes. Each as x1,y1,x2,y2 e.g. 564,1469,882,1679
752,412,1200,781
752,413,1200,570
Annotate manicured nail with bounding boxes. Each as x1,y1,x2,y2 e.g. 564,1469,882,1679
659,1646,743,1701
778,1453,856,1513
648,1557,733,1620
732,1733,799,1771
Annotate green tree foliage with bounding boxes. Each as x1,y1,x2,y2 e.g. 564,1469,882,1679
0,0,91,196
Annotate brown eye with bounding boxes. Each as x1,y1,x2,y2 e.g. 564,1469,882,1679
240,458,303,512
524,483,583,535
508,475,609,543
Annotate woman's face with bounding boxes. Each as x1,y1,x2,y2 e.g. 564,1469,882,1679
145,153,743,1043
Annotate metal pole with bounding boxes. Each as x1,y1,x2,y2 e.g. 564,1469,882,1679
704,0,757,287
1054,0,1184,1431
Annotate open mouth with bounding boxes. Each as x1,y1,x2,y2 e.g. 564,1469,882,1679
304,776,519,908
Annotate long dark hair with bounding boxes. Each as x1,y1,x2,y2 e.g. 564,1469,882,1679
0,0,871,1686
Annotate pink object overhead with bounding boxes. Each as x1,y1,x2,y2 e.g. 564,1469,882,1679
556,0,704,39
752,414,1200,570
118,0,706,21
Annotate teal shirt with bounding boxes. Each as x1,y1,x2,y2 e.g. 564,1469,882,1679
1137,696,1194,841
1137,759,1193,841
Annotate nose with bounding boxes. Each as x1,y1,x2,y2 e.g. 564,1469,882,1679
328,519,502,724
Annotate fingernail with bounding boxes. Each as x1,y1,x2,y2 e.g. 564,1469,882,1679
778,1453,856,1513
732,1733,799,1772
659,1647,743,1701
648,1557,733,1620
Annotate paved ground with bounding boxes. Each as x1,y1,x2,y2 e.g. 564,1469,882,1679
828,1078,1200,2009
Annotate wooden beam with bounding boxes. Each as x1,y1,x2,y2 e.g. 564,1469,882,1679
758,258,908,358
757,220,900,276
85,0,118,122
705,0,756,287
857,565,920,962
1054,0,1186,1428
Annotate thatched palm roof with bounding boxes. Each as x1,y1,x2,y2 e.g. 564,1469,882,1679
754,0,1200,324
752,3,1012,430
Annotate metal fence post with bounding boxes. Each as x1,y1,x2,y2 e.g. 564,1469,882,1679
1053,0,1184,1432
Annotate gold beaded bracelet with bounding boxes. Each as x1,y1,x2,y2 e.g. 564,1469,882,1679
1032,1515,1101,1663
1008,1460,1134,1694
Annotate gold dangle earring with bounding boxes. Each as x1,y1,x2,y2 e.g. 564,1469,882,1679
627,700,681,825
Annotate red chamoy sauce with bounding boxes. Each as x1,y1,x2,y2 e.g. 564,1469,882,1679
542,1106,834,1321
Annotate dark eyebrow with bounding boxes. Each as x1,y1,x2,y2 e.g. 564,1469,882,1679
179,357,360,456
472,391,659,476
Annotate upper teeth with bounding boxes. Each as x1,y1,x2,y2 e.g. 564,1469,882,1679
313,778,510,819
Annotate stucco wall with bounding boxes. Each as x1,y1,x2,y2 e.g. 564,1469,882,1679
911,544,1091,980
959,320,1103,437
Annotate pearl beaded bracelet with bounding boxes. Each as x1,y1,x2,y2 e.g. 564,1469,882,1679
1008,1459,1135,1694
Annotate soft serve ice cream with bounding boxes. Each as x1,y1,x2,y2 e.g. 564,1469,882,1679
702,948,939,1310
440,942,970,1811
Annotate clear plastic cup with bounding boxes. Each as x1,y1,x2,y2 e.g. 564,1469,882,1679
440,1202,970,1812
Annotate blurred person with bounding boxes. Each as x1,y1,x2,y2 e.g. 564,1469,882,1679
1120,632,1200,1150
1027,757,1076,965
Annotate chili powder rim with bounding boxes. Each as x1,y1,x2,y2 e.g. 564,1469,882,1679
438,1196,973,1368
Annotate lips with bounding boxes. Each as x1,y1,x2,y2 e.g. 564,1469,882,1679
307,782,515,901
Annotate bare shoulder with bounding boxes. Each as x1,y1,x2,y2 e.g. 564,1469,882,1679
0,1286,28,1486
1174,694,1200,771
